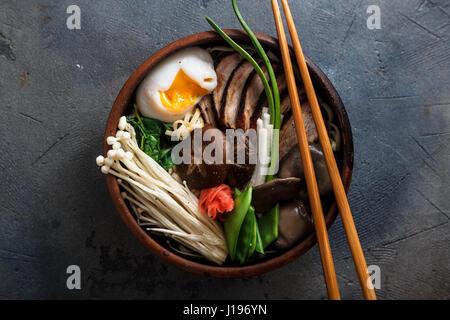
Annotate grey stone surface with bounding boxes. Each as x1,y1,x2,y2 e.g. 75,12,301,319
0,0,449,299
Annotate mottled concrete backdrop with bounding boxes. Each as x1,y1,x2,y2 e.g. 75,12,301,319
0,0,449,299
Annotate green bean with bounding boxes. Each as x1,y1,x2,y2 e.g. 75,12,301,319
224,186,253,260
258,204,279,249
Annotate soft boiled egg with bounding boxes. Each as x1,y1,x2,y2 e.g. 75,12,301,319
136,47,217,122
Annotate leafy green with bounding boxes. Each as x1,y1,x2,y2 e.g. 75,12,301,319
127,110,175,171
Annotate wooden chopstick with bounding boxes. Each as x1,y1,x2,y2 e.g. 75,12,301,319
270,0,340,300
279,0,377,300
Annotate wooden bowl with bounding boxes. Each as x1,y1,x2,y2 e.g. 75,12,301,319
104,30,353,278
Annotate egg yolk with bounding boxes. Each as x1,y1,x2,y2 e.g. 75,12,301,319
159,69,209,111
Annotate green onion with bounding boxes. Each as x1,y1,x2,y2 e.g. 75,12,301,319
205,16,274,126
231,0,280,182
231,0,280,131
206,5,281,182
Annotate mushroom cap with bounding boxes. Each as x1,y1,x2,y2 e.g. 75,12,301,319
279,143,332,196
275,200,313,249
252,177,303,213
175,125,228,189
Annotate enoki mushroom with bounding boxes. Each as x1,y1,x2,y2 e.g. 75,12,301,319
96,116,228,264
165,108,204,141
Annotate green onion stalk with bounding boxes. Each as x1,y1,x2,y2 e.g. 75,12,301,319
205,16,274,121
231,0,281,132
206,1,281,182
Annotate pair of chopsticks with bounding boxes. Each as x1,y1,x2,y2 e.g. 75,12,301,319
270,0,376,300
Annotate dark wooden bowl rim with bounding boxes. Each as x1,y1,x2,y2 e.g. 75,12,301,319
104,30,354,278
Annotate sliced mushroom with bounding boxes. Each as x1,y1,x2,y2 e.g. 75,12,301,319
221,60,256,128
279,143,332,196
175,125,228,189
279,116,297,161
226,130,257,188
278,85,306,124
279,93,291,116
252,177,303,212
250,71,287,128
275,200,313,249
279,100,318,160
301,101,317,142
237,64,281,131
236,65,268,131
197,95,217,127
212,53,244,120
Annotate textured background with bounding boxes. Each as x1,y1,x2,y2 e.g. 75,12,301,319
0,0,449,299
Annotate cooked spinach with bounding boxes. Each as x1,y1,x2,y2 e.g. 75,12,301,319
127,110,175,171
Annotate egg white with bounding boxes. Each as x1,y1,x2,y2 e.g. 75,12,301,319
136,47,217,122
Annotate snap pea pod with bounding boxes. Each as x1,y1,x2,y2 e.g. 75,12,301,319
255,220,264,254
224,187,252,260
246,206,257,260
235,206,257,264
258,204,279,249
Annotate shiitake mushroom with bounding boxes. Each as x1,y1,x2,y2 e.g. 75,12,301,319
175,125,228,189
226,130,256,188
275,200,313,249
251,177,303,212
175,126,257,189
278,143,332,197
